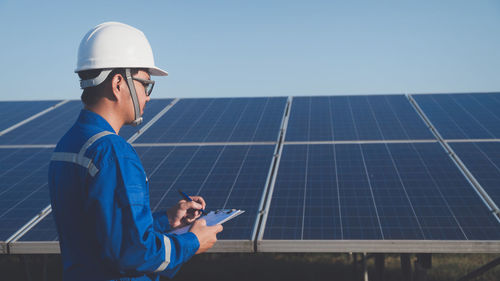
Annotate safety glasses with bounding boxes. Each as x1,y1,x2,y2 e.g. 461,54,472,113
132,77,155,96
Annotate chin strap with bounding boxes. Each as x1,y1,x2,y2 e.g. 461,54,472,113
124,68,143,126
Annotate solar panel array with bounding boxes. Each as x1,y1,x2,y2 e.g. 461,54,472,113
1,93,500,254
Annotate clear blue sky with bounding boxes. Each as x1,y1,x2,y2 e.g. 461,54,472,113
1,0,499,101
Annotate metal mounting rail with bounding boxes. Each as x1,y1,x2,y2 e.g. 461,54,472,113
285,139,437,145
247,98,291,250
446,139,500,143
5,205,52,248
0,144,56,149
132,141,276,147
407,94,500,219
254,96,293,250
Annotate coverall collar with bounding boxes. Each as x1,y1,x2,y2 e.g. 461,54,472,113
78,109,117,134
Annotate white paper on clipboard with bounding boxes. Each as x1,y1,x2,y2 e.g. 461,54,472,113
168,209,245,235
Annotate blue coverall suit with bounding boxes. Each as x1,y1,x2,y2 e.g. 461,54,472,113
49,109,199,280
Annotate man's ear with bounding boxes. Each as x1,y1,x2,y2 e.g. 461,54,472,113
110,73,125,101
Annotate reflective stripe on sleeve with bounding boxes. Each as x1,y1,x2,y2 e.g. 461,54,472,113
51,131,114,177
79,131,113,156
51,152,100,177
154,235,171,272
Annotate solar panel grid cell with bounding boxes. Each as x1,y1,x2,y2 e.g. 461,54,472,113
450,142,500,209
135,97,286,143
0,101,82,145
0,148,52,241
0,100,61,132
133,99,210,143
286,95,434,142
414,93,500,139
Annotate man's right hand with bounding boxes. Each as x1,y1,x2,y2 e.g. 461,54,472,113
189,219,223,254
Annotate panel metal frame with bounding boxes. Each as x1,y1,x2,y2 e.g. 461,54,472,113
256,97,293,243
132,142,275,147
445,139,500,143
251,96,292,247
257,240,500,253
285,140,437,145
0,242,6,254
8,240,254,254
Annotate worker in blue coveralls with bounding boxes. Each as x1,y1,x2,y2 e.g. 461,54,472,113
48,22,223,281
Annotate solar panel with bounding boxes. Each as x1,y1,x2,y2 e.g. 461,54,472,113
18,145,275,244
135,97,287,143
261,143,500,244
0,100,61,132
449,141,500,208
413,93,500,139
285,95,434,142
0,148,52,241
0,101,82,145
136,145,275,240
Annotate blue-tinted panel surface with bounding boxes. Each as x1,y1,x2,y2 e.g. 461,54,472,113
137,145,275,240
18,215,58,241
0,100,61,131
414,93,500,139
0,148,52,241
286,95,433,141
450,142,500,208
263,143,500,240
135,97,286,143
119,98,172,141
0,101,82,145
21,145,275,241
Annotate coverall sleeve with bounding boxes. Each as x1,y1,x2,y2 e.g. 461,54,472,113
152,211,171,233
86,151,199,277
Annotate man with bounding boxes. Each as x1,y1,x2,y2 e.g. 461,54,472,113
49,22,222,281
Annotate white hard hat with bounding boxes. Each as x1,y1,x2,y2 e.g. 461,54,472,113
75,22,168,77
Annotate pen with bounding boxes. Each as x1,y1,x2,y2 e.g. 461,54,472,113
178,189,208,215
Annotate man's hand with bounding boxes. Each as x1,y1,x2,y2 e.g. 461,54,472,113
167,196,206,229
189,219,223,254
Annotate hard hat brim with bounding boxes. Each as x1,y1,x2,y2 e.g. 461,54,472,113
149,67,168,76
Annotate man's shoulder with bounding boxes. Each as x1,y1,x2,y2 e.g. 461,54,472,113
89,132,136,158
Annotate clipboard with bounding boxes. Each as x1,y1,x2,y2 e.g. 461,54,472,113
168,209,245,235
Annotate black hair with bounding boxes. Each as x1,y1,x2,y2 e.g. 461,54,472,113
78,68,141,106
